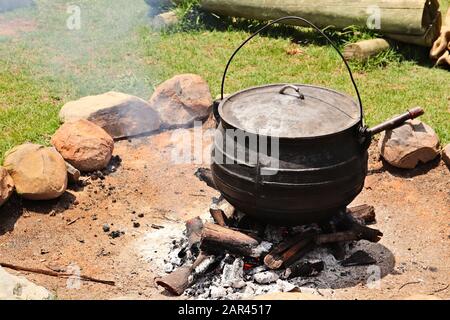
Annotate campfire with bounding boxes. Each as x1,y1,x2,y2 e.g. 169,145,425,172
154,169,383,299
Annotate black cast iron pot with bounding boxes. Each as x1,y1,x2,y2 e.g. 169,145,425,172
211,16,424,226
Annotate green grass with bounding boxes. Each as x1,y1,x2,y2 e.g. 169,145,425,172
0,0,449,164
0,0,156,162
0,62,61,160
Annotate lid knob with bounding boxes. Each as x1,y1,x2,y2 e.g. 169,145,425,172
279,85,305,100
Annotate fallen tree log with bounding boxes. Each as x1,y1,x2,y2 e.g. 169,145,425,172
344,38,391,61
430,8,450,66
180,0,441,46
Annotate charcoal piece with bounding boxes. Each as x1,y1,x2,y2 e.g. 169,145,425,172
283,260,324,279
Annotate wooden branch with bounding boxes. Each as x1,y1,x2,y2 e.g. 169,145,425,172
65,161,80,183
200,223,260,257
0,262,115,286
155,253,208,296
194,168,217,190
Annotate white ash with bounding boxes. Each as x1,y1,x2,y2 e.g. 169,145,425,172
221,257,244,287
276,279,298,292
194,255,218,274
139,215,387,300
253,271,280,284
251,241,273,257
135,222,186,274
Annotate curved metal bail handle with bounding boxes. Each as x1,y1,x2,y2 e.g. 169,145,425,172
220,16,365,125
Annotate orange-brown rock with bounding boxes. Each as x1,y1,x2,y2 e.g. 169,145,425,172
51,119,114,172
0,166,14,207
3,144,67,200
149,74,212,127
379,120,440,169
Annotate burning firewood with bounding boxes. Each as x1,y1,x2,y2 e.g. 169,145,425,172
209,204,229,227
185,216,203,248
155,252,210,296
200,223,266,258
264,210,383,270
264,230,317,270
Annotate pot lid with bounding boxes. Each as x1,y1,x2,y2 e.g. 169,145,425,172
219,84,361,138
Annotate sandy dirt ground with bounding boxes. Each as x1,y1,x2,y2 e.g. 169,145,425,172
0,126,448,300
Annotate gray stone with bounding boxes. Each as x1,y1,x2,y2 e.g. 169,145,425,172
59,91,161,139
379,120,440,169
149,74,213,127
0,266,54,300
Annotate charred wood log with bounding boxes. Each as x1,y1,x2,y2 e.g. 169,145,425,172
200,223,261,257
264,230,317,270
318,219,347,260
185,216,204,249
332,210,383,243
283,260,324,279
209,205,228,227
315,231,361,244
155,253,209,296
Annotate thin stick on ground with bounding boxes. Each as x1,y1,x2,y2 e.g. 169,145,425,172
0,262,115,286
398,280,421,291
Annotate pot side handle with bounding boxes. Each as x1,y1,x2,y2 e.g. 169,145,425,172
366,107,425,136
